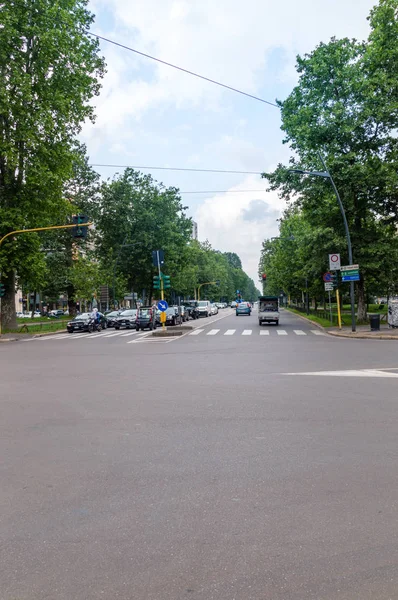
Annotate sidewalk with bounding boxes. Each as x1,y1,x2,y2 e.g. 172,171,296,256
327,324,398,340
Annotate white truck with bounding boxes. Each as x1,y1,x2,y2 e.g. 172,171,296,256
258,296,279,326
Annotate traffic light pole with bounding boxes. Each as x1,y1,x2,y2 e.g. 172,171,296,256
0,222,92,247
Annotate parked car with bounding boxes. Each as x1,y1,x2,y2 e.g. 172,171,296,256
105,310,122,328
210,303,218,315
179,305,189,322
16,311,24,318
185,304,199,320
135,306,157,331
216,303,225,309
197,300,212,317
66,312,107,333
165,307,182,326
48,309,65,318
236,302,252,316
22,311,42,318
114,309,137,330
230,301,237,308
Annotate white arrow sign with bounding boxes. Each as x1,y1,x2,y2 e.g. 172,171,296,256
284,369,398,378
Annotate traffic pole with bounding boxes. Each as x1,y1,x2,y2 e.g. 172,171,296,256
336,289,342,329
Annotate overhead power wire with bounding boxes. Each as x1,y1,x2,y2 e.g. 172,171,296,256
90,163,263,175
87,31,280,109
179,190,265,194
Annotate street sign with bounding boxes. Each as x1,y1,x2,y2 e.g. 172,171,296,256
342,274,360,282
157,300,168,312
341,264,360,282
323,272,333,282
324,282,334,291
329,253,341,270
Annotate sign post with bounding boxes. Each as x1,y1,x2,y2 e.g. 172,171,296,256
336,289,342,329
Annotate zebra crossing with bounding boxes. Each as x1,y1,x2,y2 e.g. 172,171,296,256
188,328,324,337
23,326,326,346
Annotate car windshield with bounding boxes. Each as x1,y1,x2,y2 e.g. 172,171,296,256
138,309,149,316
198,301,208,307
120,310,136,316
74,313,90,320
107,311,119,317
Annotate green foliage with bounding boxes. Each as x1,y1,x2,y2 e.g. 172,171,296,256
262,0,398,318
0,0,105,327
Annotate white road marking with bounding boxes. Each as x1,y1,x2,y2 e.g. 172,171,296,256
276,330,288,335
189,329,204,336
259,330,270,335
67,333,90,339
294,330,307,335
310,330,325,336
120,331,139,337
86,331,115,339
104,331,127,337
224,329,236,335
242,330,252,335
285,369,398,378
207,329,220,336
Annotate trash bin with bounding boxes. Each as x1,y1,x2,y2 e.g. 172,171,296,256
369,314,380,331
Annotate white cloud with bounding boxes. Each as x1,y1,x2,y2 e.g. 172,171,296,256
87,0,375,134
194,175,283,283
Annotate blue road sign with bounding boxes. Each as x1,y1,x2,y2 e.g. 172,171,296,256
342,274,360,282
323,272,333,282
157,300,169,312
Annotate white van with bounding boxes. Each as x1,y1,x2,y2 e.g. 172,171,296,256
197,300,211,317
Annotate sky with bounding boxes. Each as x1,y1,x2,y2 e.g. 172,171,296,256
83,0,376,285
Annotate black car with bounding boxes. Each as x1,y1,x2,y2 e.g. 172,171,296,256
66,312,107,333
165,307,182,326
114,309,138,330
105,310,122,328
135,307,157,331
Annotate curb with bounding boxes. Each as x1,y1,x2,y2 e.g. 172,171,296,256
32,330,67,338
327,331,398,340
0,337,18,343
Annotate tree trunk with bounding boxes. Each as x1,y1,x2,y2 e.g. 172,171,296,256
30,290,37,319
357,279,367,321
1,271,17,330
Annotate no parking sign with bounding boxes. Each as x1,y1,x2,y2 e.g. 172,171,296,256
329,253,341,270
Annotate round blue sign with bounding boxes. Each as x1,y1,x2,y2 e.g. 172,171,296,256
157,300,169,312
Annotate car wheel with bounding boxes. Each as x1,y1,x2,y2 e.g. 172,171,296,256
88,324,93,333
115,325,120,330
68,330,73,334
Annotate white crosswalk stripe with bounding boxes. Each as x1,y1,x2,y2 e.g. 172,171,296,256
27,326,328,344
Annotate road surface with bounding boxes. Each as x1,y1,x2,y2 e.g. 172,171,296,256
1,308,398,599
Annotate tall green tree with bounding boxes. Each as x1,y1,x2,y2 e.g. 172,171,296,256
91,169,193,305
0,0,105,329
263,0,398,320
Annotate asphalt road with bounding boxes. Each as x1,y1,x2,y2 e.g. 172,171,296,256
1,308,398,600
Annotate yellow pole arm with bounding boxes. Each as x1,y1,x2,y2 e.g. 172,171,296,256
0,222,92,247
197,281,217,301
